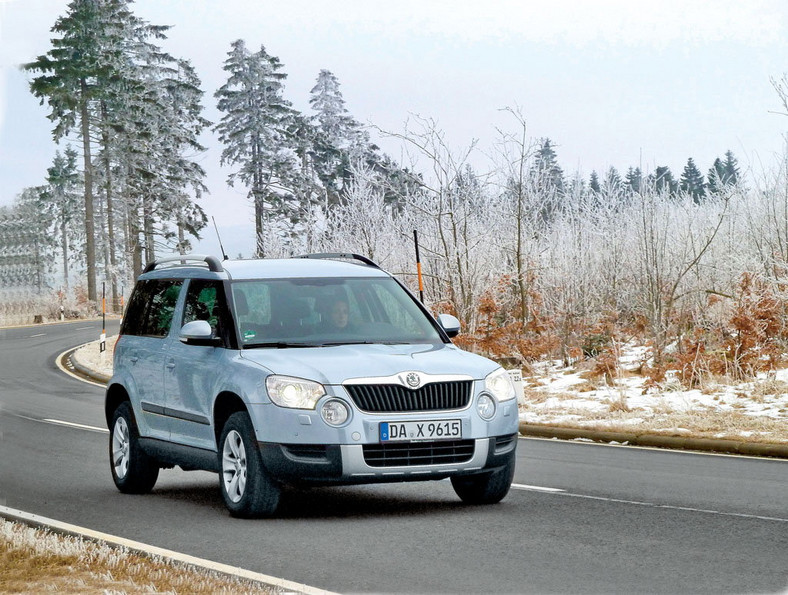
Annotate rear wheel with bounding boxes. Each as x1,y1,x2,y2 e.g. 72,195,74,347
219,412,281,518
109,401,159,494
451,457,515,505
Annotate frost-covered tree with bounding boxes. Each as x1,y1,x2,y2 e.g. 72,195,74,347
707,158,726,195
23,0,129,302
603,166,623,195
215,40,299,256
43,147,82,289
25,0,209,297
377,117,499,326
625,166,643,194
531,138,565,194
680,157,706,202
650,165,678,196
308,69,365,201
723,150,740,186
589,170,601,194
309,70,363,150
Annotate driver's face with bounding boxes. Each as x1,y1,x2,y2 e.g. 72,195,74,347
330,300,349,328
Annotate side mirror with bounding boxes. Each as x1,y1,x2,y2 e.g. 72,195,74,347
436,314,461,338
179,320,220,346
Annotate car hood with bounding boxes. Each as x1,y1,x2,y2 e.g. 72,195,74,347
238,342,499,385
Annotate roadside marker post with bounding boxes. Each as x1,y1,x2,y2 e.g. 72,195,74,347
100,282,106,356
414,230,424,303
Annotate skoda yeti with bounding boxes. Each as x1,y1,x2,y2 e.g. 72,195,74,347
106,253,519,517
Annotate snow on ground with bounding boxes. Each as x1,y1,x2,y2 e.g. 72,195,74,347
519,341,788,443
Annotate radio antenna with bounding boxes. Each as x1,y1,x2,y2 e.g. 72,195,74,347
212,216,229,261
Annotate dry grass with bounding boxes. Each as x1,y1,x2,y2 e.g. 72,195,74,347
0,518,277,594
542,409,788,444
604,394,632,413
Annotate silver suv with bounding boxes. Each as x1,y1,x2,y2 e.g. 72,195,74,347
106,253,518,517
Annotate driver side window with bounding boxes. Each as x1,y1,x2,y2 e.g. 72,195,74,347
182,280,229,342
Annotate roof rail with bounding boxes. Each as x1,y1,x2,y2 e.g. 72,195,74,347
296,252,381,269
143,254,224,274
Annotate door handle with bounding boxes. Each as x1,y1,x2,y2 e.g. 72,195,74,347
129,356,139,363
166,361,176,369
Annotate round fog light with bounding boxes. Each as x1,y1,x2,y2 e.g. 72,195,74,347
477,394,496,420
321,399,349,426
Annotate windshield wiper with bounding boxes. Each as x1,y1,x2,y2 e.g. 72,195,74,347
244,342,323,349
318,340,381,346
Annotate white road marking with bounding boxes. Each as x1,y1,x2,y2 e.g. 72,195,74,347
42,418,108,434
511,483,566,493
28,333,46,338
514,485,788,523
55,346,106,388
76,326,93,330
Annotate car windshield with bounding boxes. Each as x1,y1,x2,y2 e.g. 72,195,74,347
231,277,443,347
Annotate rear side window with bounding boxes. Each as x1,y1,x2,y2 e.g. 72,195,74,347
121,280,183,337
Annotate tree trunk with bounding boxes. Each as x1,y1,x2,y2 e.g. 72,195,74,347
80,78,97,303
143,195,155,264
129,202,143,279
61,204,69,290
101,102,119,311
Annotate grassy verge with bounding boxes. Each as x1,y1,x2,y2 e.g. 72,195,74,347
0,518,277,594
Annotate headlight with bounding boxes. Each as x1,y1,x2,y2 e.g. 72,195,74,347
321,399,350,426
485,368,516,402
266,375,326,409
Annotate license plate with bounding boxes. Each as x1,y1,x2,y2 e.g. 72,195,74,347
379,419,462,442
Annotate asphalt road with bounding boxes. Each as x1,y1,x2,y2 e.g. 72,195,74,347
1,320,787,593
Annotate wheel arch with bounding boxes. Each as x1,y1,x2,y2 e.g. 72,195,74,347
105,383,131,427
213,391,249,445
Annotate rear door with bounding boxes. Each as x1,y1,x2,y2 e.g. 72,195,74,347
121,279,183,441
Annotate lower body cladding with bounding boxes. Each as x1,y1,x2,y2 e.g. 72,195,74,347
257,433,518,486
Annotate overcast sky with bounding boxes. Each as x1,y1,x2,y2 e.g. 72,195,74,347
2,0,787,255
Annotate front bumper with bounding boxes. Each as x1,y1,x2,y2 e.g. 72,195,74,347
257,433,518,486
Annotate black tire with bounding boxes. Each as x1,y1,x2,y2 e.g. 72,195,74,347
451,457,515,505
219,411,281,518
109,401,159,494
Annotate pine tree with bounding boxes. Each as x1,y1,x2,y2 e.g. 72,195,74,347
589,171,601,194
308,69,365,202
625,166,643,194
531,138,565,193
680,157,706,202
23,0,126,302
24,0,208,293
706,157,726,195
651,166,678,196
603,166,623,194
723,150,740,186
43,147,82,289
215,40,299,256
707,151,740,195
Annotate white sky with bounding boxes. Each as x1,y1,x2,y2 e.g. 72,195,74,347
2,0,788,255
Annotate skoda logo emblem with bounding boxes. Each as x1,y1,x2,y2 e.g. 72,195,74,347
405,372,421,388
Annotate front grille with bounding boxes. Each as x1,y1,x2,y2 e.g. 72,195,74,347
363,439,475,467
345,380,472,413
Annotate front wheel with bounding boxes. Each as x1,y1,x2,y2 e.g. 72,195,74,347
109,401,159,494
451,457,515,505
219,412,281,518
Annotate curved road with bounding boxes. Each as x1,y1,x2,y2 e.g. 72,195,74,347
1,320,786,593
